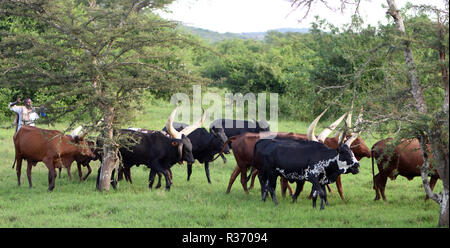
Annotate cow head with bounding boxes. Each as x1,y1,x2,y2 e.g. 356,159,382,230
307,108,361,175
256,120,270,132
210,127,230,154
70,126,96,159
336,134,360,175
171,134,195,163
166,107,206,163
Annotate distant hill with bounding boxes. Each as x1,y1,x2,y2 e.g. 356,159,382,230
180,26,309,43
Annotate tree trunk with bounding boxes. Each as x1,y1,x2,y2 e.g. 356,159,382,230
386,0,427,114
98,106,119,192
386,0,449,227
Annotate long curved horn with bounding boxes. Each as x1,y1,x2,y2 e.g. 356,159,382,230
70,126,83,138
345,132,359,147
307,108,327,142
165,107,182,139
317,112,348,142
180,108,206,136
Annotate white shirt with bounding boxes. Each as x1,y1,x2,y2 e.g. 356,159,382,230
9,103,39,131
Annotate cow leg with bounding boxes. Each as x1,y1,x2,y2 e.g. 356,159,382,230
159,167,171,191
378,175,388,201
96,167,101,190
373,173,388,201
82,163,92,181
204,162,211,184
77,163,83,181
110,168,118,190
66,165,72,181
187,163,193,181
261,179,269,202
292,180,305,203
118,164,124,181
42,157,57,191
321,184,329,206
16,156,23,186
47,167,57,192
326,184,333,194
249,169,258,190
311,181,325,209
268,174,278,205
148,169,157,189
280,177,288,197
226,165,240,194
26,160,35,188
335,175,345,200
155,171,162,189
167,169,173,185
125,166,132,184
240,166,249,194
373,173,383,201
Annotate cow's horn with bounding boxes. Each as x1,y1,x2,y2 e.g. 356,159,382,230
180,108,206,136
165,107,182,139
345,132,359,147
307,108,327,142
70,126,83,138
317,112,347,142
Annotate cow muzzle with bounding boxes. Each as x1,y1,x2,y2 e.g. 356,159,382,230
349,163,360,174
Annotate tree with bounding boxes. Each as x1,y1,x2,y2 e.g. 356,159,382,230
0,0,203,191
290,0,449,227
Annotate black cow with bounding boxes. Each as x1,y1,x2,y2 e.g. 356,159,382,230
254,137,360,209
118,129,194,190
96,107,205,190
209,119,270,139
162,122,230,183
253,108,361,209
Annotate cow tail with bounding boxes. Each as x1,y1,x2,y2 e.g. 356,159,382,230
371,149,375,185
12,158,16,169
211,137,235,162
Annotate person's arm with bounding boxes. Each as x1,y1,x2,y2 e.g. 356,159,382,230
9,99,22,114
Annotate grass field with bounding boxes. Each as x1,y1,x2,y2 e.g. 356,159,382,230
0,97,442,228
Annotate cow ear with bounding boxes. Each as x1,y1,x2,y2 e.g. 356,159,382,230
171,141,179,147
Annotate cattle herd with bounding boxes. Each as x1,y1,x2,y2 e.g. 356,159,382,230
11,106,440,209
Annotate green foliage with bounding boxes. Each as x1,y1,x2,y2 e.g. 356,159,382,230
0,0,203,132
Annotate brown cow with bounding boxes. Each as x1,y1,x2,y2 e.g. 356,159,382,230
13,126,95,191
371,138,439,201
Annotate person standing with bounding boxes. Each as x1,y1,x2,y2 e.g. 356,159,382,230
9,98,40,132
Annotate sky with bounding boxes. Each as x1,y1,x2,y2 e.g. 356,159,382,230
156,0,446,33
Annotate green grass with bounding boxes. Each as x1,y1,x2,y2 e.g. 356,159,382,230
0,97,442,227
